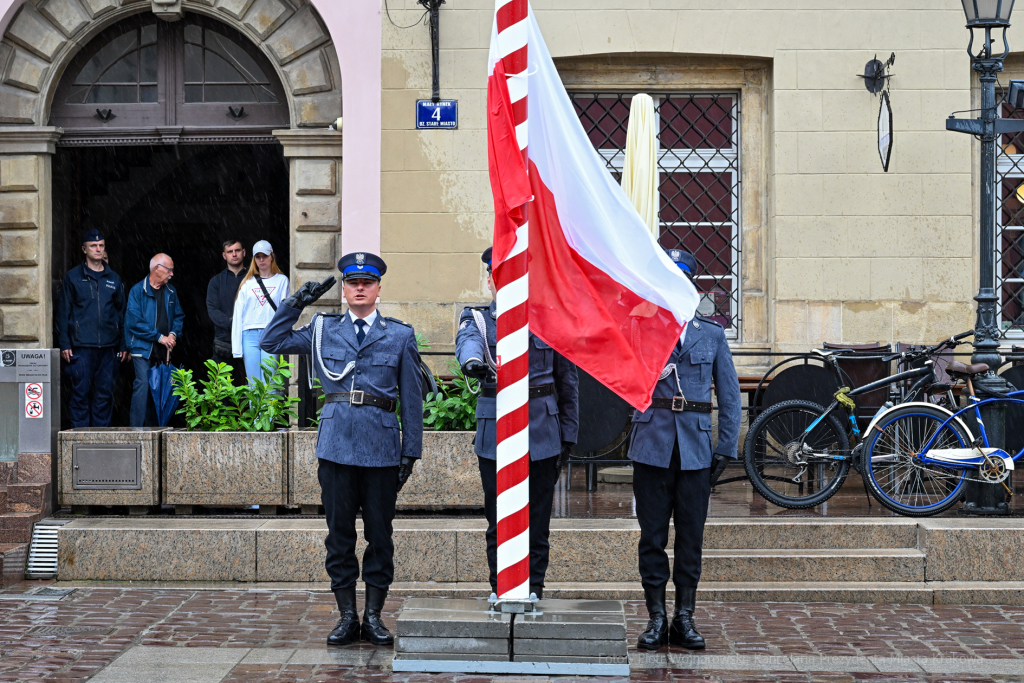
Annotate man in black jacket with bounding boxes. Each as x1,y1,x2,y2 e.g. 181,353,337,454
55,229,128,428
206,239,247,382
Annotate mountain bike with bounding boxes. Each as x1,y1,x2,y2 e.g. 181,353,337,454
742,333,972,509
861,357,1022,516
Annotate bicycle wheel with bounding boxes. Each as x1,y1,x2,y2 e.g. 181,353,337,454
743,399,851,509
862,404,971,516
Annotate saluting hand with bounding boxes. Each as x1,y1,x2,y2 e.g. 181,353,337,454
283,276,337,311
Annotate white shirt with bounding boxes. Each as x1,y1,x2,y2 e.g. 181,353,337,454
348,309,378,338
231,272,289,357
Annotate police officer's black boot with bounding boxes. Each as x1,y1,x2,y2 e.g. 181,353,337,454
327,586,359,646
361,585,394,647
669,585,705,650
530,584,544,601
637,584,669,650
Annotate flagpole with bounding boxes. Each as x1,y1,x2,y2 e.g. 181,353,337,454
494,0,531,604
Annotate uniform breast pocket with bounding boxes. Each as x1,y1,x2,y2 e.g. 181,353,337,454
689,349,713,384
372,352,399,384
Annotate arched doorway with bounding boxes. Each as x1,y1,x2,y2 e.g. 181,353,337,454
49,10,291,428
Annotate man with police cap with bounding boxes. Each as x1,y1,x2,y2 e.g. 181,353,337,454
629,248,741,651
260,252,422,648
455,247,579,600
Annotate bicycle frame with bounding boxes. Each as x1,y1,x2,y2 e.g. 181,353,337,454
914,388,1024,467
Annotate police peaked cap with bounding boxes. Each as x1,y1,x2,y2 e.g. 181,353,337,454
482,247,493,267
666,248,698,275
338,252,387,281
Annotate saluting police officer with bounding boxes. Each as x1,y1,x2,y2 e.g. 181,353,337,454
455,247,580,600
260,252,422,648
630,249,741,651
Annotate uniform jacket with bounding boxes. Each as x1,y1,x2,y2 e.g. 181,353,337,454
627,317,741,470
125,278,185,358
260,303,423,467
455,300,580,461
55,263,127,351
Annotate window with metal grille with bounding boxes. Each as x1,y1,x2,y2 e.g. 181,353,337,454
997,100,1024,338
570,92,741,335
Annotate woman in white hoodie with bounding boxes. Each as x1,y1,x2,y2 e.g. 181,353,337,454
232,240,289,385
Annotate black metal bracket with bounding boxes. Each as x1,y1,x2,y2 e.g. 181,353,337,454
858,52,895,94
946,116,1024,136
417,0,445,102
94,109,116,122
227,106,248,120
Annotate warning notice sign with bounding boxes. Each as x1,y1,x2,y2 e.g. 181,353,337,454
25,383,42,400
25,399,43,418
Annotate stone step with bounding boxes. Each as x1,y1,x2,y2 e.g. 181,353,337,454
6,482,50,514
702,518,918,550
0,543,27,588
15,454,51,486
0,488,7,515
699,548,925,583
0,511,45,544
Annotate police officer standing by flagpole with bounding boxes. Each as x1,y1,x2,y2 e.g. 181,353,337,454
630,249,741,651
455,247,580,600
260,252,422,648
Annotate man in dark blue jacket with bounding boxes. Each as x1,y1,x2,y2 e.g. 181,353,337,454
55,229,128,428
125,253,184,427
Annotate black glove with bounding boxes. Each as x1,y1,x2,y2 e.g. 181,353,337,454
709,453,730,488
462,359,490,379
555,441,573,479
397,456,417,492
282,276,336,311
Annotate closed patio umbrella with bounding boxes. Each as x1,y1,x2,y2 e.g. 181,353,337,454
149,350,180,427
620,93,659,236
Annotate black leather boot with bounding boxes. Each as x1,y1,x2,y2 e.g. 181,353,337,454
326,586,359,646
669,585,705,650
636,584,668,651
361,585,394,647
530,584,544,601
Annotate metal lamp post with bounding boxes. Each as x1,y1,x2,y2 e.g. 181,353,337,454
946,0,1017,515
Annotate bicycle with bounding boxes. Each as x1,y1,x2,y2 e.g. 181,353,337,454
742,333,972,510
861,356,1022,516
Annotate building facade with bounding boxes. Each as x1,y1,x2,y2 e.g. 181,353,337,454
0,0,1014,373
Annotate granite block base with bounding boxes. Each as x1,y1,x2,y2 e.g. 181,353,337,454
920,519,1024,581
58,428,166,507
163,430,287,506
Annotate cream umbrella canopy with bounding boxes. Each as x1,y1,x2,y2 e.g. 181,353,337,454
620,93,659,237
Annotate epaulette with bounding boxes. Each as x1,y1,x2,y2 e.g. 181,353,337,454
385,316,412,327
467,305,490,310
695,316,723,329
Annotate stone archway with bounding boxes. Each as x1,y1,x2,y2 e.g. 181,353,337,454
0,0,344,348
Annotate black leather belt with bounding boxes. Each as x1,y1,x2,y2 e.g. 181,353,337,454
324,391,396,412
650,396,713,413
480,384,554,399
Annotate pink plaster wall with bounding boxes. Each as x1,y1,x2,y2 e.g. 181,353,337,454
0,0,383,255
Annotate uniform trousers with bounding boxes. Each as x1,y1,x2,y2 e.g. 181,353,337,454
477,455,558,592
632,442,711,590
65,346,119,428
318,458,399,593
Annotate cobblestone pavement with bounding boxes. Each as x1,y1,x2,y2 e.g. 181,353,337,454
0,584,1022,682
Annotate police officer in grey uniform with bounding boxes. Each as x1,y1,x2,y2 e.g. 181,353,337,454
455,247,580,599
630,249,741,651
260,252,422,648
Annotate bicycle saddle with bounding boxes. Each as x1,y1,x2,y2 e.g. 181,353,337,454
946,360,989,376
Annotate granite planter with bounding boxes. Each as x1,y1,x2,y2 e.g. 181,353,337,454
58,427,168,507
288,430,483,509
163,430,288,506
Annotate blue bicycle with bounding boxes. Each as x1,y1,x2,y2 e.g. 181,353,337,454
862,358,1021,516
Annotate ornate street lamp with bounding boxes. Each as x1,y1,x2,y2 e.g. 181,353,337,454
946,0,1018,514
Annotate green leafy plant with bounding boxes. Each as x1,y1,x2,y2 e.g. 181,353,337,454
416,333,431,351
171,358,300,432
308,377,325,429
423,359,480,431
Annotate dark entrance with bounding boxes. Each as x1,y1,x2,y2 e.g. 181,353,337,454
51,144,290,428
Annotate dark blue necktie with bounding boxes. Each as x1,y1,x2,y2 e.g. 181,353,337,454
356,319,367,345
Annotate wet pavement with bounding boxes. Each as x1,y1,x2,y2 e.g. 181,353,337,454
0,585,1022,682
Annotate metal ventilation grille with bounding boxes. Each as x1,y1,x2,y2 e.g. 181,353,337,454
26,520,69,579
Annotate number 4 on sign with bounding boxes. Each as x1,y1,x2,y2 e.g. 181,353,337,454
432,107,441,121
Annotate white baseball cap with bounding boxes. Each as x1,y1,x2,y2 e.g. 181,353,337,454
252,240,273,255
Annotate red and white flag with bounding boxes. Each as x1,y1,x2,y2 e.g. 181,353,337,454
487,6,700,412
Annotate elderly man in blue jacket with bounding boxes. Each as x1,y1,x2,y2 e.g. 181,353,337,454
261,252,422,649
630,249,741,652
125,253,183,427
455,247,579,601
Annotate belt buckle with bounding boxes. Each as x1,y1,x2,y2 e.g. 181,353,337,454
349,390,365,406
671,396,685,412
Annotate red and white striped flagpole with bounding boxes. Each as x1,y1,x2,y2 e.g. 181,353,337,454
494,0,531,602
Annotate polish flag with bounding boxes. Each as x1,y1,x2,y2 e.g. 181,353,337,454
487,7,700,412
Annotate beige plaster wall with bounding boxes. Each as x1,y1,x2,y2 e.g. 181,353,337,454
379,0,983,357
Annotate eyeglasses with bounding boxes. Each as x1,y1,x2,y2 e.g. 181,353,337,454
156,264,174,275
